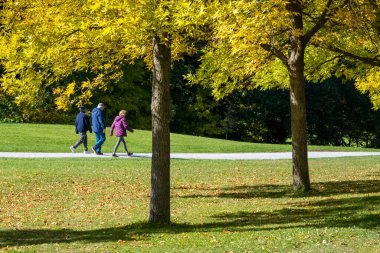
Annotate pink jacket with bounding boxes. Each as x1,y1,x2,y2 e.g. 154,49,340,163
110,116,133,137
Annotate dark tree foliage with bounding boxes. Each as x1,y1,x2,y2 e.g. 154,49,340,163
170,55,290,143
169,53,222,137
96,61,152,129
306,78,380,148
170,58,380,147
220,90,290,143
0,93,23,123
60,60,152,129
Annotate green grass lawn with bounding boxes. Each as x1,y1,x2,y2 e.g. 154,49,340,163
0,157,379,252
0,123,379,252
0,123,379,153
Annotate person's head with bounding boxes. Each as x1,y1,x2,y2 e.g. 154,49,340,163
79,106,85,113
97,103,105,111
119,110,126,117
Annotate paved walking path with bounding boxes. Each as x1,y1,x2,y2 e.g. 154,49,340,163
0,151,380,160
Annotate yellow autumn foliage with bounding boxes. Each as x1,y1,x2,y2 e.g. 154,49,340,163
1,0,208,110
191,0,380,108
356,67,380,109
1,0,380,110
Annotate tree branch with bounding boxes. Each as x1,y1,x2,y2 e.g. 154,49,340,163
306,55,341,77
260,43,289,68
303,0,334,44
61,29,81,40
316,43,380,66
303,0,351,45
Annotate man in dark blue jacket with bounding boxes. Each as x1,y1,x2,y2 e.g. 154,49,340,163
70,106,92,154
91,103,106,155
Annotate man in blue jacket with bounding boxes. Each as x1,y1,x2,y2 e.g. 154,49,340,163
91,103,106,155
70,106,92,154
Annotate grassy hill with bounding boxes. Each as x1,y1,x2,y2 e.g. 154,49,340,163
0,123,379,153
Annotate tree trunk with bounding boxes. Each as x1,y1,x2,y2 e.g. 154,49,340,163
289,65,311,192
288,0,311,192
149,36,171,224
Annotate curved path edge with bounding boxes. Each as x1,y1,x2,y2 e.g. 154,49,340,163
0,152,380,160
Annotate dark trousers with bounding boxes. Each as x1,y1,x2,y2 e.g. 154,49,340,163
113,136,129,154
73,132,88,151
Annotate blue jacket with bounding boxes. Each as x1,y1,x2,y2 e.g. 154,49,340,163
75,109,92,134
92,107,106,133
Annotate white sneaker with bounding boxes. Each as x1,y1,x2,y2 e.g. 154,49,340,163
70,146,75,153
83,150,91,154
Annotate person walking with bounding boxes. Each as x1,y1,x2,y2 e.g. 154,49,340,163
91,103,106,155
70,106,92,154
110,110,134,157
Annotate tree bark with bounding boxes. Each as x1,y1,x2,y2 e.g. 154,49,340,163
289,63,311,192
288,0,311,192
149,36,171,224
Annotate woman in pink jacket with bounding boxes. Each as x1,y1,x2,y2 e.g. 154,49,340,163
110,110,134,157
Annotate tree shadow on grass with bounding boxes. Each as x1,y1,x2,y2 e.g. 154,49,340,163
211,195,380,230
175,180,380,199
0,223,155,248
0,195,379,247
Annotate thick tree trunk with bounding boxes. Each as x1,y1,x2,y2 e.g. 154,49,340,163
149,36,171,224
288,0,311,192
289,66,310,192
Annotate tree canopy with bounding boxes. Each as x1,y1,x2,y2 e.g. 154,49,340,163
193,0,380,106
1,0,206,109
